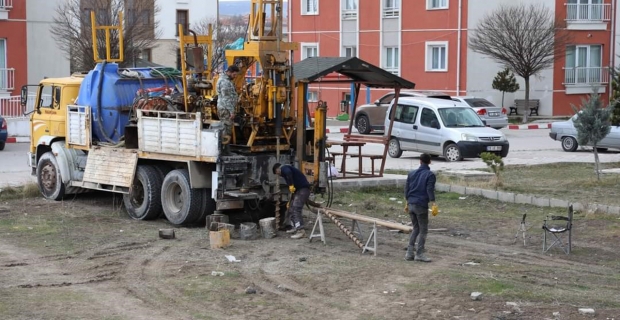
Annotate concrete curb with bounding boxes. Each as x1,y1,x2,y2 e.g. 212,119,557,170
6,136,30,143
332,175,620,215
507,123,551,130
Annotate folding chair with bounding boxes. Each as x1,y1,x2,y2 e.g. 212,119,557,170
542,205,573,254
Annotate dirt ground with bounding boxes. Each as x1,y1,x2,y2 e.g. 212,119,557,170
1,188,619,320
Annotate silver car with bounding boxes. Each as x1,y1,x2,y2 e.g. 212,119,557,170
452,96,509,129
549,114,620,152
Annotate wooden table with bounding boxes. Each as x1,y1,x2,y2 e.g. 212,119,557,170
327,140,366,177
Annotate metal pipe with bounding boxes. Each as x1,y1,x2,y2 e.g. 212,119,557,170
319,209,364,249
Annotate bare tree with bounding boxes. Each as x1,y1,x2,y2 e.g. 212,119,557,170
51,0,161,72
191,15,248,72
469,4,570,123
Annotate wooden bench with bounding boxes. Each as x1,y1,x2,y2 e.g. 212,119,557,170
514,99,540,116
349,154,384,175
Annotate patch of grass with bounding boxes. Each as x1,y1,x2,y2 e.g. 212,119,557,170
0,183,41,200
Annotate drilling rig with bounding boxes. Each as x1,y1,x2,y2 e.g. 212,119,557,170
23,0,329,226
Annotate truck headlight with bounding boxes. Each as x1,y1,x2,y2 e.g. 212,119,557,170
460,133,478,142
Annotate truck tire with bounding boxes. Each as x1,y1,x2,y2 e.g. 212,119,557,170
196,188,217,225
123,165,162,220
36,152,66,201
161,169,203,226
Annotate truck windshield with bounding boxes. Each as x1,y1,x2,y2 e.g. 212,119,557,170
439,108,485,127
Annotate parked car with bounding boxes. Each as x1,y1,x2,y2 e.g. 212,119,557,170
0,116,7,151
452,96,508,129
353,90,452,134
384,96,509,161
549,114,620,152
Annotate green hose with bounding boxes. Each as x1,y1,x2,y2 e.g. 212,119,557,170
150,67,182,78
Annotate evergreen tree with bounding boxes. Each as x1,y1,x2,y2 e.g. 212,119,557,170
492,67,520,108
571,90,614,181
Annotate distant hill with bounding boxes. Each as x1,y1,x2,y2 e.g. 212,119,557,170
220,0,288,17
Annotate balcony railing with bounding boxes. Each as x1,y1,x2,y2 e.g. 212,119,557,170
383,7,400,18
0,0,13,10
342,9,357,19
0,68,14,91
566,3,611,21
563,66,609,85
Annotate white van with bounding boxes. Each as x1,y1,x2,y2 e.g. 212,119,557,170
383,97,509,161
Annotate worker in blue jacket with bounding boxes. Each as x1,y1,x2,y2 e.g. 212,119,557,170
273,163,310,239
404,153,437,262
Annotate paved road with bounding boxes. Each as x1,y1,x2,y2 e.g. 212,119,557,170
1,128,616,187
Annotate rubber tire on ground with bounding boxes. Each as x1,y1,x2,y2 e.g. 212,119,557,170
0,141,5,151
161,169,203,226
36,152,66,201
443,143,463,162
388,138,403,158
561,136,578,152
123,165,163,220
355,115,371,134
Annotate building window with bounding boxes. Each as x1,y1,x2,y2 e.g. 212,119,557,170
564,44,606,85
308,90,319,102
302,0,318,15
426,41,448,72
384,47,399,75
343,0,357,19
176,10,189,36
427,0,448,10
566,0,609,21
0,38,9,91
383,0,400,17
301,43,318,59
139,48,152,62
344,46,357,58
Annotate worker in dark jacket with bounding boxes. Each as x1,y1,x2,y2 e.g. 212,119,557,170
273,163,310,239
404,153,436,262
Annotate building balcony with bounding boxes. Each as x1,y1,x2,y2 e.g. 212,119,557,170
0,0,12,20
383,7,399,18
563,66,609,94
342,9,357,20
0,68,14,91
565,3,610,30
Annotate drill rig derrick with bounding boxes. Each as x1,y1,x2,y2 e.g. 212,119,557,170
224,0,298,153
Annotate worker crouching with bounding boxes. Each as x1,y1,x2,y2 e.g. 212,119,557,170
273,163,310,239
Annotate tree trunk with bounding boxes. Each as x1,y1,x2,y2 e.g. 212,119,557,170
501,91,505,109
593,143,601,181
523,77,530,123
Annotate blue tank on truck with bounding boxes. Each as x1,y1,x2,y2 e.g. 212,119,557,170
76,62,182,144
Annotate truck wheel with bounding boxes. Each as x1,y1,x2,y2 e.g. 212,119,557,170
161,169,203,226
196,188,217,225
123,165,162,220
388,138,403,158
561,136,578,152
36,152,66,201
444,143,463,162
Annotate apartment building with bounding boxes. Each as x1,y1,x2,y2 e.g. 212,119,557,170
290,0,618,117
0,0,26,98
153,0,218,68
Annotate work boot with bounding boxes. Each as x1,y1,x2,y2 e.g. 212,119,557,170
286,228,297,234
290,229,306,239
405,245,415,261
414,253,432,262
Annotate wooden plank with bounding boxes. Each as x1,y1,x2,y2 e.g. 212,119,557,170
82,147,138,188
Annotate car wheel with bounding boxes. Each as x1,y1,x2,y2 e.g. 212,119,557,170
443,143,463,162
123,165,163,220
561,136,578,152
0,141,5,151
355,115,371,134
161,169,203,226
36,152,66,201
388,138,403,158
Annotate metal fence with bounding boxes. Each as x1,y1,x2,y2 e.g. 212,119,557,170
566,3,611,21
0,93,51,119
563,67,609,85
0,68,15,91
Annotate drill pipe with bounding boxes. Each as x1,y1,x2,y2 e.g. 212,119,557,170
318,208,364,249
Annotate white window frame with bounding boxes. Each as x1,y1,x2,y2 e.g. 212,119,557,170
427,0,449,10
384,46,400,75
301,42,319,60
342,0,358,19
302,0,319,15
308,90,319,102
425,41,448,72
343,46,357,58
383,0,400,18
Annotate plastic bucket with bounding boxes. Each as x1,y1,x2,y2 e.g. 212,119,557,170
240,222,258,240
259,217,276,239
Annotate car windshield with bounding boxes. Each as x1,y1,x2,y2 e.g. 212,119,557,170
439,107,485,127
464,98,495,108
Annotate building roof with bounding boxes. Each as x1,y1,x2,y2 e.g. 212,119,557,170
293,57,415,89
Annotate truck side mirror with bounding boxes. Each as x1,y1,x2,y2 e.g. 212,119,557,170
20,86,28,107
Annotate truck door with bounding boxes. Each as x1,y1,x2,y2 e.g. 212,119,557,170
31,85,64,142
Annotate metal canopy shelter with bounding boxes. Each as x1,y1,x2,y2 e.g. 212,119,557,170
293,57,416,178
